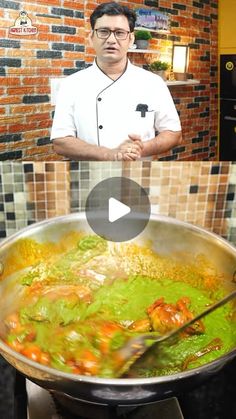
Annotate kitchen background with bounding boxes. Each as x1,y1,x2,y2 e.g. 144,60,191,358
218,1,236,160
0,0,218,161
0,160,235,244
0,0,236,416
0,160,236,418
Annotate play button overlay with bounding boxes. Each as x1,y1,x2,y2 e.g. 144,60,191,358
85,177,151,242
108,198,130,222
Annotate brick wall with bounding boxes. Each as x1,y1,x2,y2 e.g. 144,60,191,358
0,0,218,161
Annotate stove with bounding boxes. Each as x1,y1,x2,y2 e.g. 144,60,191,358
14,377,184,419
12,356,236,419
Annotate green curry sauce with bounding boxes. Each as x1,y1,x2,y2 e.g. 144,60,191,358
2,234,236,378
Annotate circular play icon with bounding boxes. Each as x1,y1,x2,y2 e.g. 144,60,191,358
85,177,151,242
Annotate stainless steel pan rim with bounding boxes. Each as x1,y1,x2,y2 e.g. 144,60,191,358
0,337,235,385
0,211,235,256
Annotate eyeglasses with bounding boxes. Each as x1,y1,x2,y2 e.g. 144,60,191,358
94,28,130,40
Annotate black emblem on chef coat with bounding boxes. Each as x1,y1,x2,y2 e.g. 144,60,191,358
136,104,149,117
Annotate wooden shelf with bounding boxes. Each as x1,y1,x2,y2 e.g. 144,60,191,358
129,27,199,87
167,79,200,86
126,57,201,86
134,26,170,34
128,48,160,54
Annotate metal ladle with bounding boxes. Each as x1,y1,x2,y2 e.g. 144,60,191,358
115,289,236,378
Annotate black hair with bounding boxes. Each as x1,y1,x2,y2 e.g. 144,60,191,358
90,2,136,32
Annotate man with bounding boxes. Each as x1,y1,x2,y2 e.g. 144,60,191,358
51,2,182,161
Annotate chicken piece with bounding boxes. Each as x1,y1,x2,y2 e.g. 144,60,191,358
41,285,92,303
72,349,100,376
96,321,124,355
147,297,205,335
184,319,205,335
182,337,222,370
4,312,22,333
128,318,151,332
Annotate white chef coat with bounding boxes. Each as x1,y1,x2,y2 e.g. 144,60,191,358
50,60,181,149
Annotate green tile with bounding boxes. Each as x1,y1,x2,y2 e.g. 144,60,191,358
0,213,5,222
3,184,14,193
3,174,13,184
4,203,14,212
14,174,24,183
2,164,12,173
15,184,24,193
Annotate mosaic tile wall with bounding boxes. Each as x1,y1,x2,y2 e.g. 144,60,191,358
0,162,235,245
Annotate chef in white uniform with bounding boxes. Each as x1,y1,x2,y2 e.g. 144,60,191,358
51,2,182,161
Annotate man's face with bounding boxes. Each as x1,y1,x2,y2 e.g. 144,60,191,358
89,14,134,64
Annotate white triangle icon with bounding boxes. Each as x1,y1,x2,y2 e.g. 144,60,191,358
108,197,131,223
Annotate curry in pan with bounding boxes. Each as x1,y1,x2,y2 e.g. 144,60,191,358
1,233,236,378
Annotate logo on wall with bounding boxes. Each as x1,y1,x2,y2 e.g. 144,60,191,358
9,11,38,36
225,61,234,71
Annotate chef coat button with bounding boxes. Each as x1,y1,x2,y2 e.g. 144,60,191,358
99,125,103,129
97,97,102,101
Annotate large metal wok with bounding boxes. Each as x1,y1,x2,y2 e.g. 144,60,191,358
0,213,235,406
